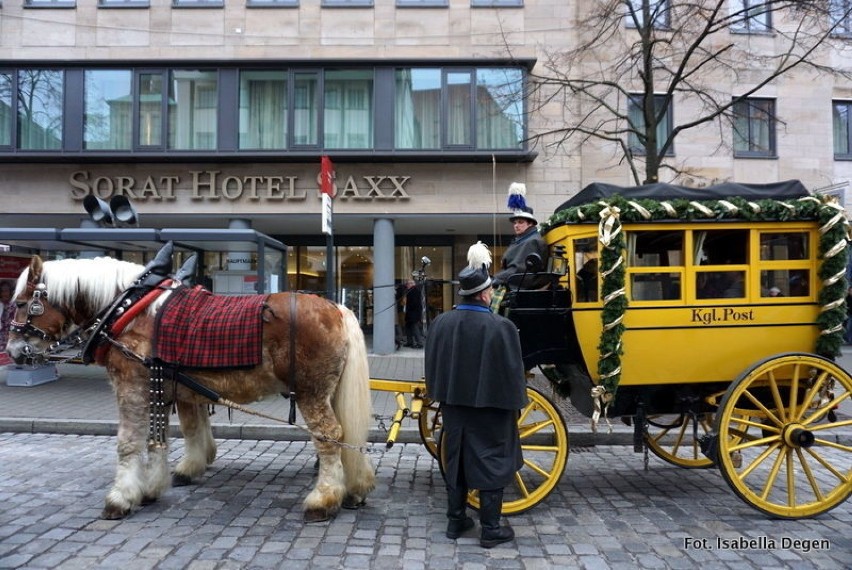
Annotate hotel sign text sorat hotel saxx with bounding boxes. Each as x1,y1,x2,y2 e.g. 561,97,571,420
68,170,412,202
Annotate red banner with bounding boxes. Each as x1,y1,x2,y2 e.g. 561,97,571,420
321,155,335,196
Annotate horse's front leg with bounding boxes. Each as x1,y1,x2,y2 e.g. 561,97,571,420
301,400,346,523
103,371,151,520
173,400,217,486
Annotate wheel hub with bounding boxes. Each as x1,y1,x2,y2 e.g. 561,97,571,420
782,423,815,448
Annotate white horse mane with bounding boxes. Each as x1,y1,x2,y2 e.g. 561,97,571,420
15,256,167,314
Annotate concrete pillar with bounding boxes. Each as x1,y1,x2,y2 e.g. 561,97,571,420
372,218,395,355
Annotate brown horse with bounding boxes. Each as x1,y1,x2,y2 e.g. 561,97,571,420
6,254,375,522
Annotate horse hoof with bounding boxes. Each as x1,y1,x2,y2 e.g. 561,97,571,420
304,509,332,523
342,496,366,510
100,505,129,520
140,495,158,506
172,473,193,487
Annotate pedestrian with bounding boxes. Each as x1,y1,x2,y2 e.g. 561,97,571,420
491,183,549,310
424,242,528,548
403,279,424,348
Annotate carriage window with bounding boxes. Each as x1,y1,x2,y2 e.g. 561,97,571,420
627,231,683,266
631,273,681,300
760,269,809,297
695,229,748,265
697,270,746,299
760,232,808,261
573,237,598,302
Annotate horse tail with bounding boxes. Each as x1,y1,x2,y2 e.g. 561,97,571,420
332,305,376,497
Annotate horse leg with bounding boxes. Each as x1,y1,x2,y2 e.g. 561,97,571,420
140,438,171,506
173,400,217,486
103,373,150,520
300,399,346,523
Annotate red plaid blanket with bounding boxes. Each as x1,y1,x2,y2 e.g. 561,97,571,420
153,286,268,369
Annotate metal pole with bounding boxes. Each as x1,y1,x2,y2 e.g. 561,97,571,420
326,234,335,302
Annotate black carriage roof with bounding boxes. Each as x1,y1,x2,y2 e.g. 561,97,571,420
556,179,810,212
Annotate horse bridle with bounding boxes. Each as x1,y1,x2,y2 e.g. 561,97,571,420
9,282,77,361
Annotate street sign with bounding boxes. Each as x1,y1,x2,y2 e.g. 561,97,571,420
322,193,333,236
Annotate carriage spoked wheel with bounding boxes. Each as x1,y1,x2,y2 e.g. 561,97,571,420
433,386,569,515
417,398,442,460
644,412,716,469
715,353,852,518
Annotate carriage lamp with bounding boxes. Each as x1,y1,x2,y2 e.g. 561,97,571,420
548,245,569,276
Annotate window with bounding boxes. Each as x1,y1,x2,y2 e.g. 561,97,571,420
138,73,164,147
471,0,523,6
625,0,670,29
627,230,684,301
830,0,852,35
759,232,810,297
397,0,448,6
476,68,524,149
695,229,748,299
172,0,223,7
834,100,852,159
247,0,298,6
395,69,441,149
84,70,133,150
293,72,319,147
733,98,776,158
324,70,373,149
628,93,673,156
25,0,76,6
0,72,11,147
573,237,599,303
168,70,218,150
446,71,473,147
240,71,287,150
18,70,63,150
730,0,771,33
322,0,373,6
99,0,150,6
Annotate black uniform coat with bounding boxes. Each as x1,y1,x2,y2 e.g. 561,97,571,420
425,301,528,490
493,226,548,288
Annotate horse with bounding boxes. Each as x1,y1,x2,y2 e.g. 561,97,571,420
6,253,375,523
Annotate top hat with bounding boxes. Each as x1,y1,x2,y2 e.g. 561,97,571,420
507,182,537,224
509,206,538,225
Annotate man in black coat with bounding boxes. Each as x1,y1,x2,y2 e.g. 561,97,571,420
424,243,528,548
403,279,424,348
492,206,548,289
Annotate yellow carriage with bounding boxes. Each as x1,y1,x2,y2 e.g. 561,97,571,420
375,179,852,519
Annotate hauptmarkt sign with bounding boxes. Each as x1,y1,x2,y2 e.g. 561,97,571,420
68,170,411,202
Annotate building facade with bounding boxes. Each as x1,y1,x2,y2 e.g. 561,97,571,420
2,0,852,352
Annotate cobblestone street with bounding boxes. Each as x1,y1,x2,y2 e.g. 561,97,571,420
0,433,848,569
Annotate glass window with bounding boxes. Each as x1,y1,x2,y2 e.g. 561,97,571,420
322,0,373,6
99,0,150,6
573,237,599,303
168,69,218,151
760,269,809,298
247,0,298,6
293,72,319,146
833,100,852,159
760,233,808,261
694,229,749,299
25,0,76,6
733,98,776,158
446,70,472,147
84,70,132,150
471,0,523,6
397,0,448,6
628,93,673,156
17,69,63,150
395,69,441,149
697,270,745,299
730,0,771,33
627,231,683,266
172,0,224,7
239,70,287,150
625,0,670,29
0,72,11,147
830,0,852,35
324,70,373,149
476,68,523,149
138,73,164,147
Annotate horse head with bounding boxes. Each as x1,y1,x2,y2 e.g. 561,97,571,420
7,255,71,364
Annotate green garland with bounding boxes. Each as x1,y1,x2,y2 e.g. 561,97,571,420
541,195,850,407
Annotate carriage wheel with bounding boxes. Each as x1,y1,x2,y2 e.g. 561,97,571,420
716,353,852,518
436,386,569,515
417,398,442,460
645,413,716,469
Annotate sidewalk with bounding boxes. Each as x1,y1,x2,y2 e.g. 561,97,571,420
2,346,850,447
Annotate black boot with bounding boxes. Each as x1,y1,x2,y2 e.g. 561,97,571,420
478,489,514,548
445,486,475,539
